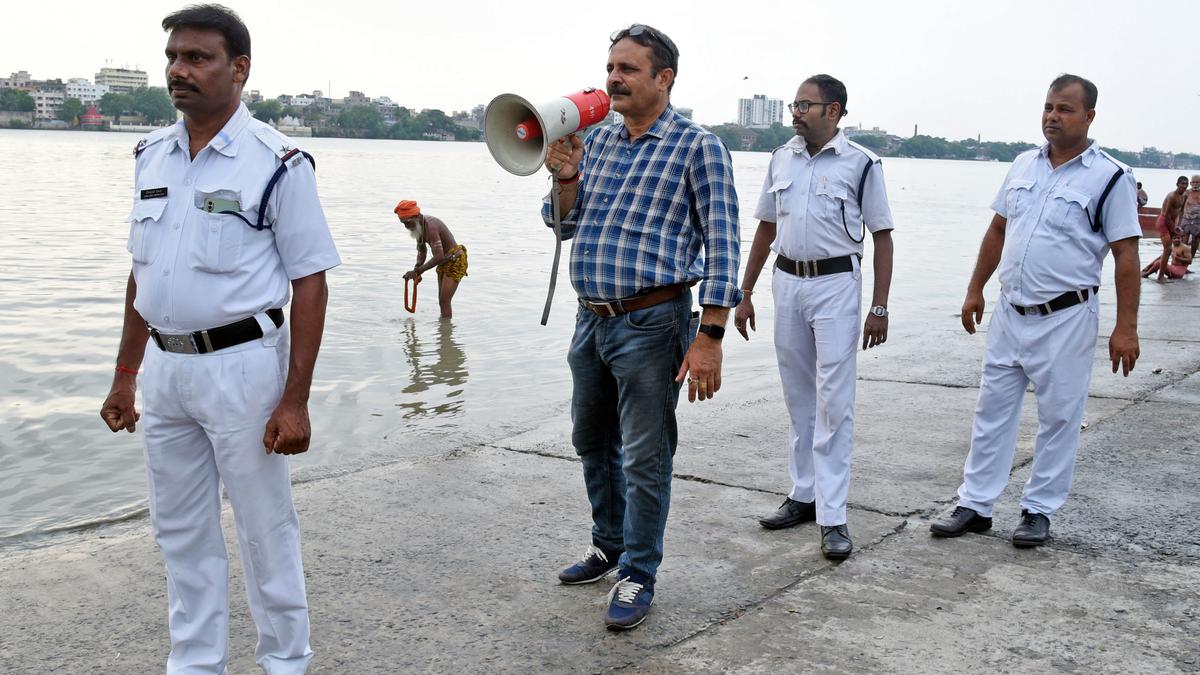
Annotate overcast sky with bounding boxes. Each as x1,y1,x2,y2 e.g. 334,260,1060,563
5,0,1197,153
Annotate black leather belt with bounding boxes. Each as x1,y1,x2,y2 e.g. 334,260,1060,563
580,283,686,318
1011,287,1098,316
776,254,854,278
149,308,285,354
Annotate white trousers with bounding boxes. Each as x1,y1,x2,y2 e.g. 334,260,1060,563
772,265,861,526
957,295,1098,517
141,324,311,675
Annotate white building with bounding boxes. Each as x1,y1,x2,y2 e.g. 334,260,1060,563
94,67,148,93
65,78,110,104
33,89,65,120
737,94,785,128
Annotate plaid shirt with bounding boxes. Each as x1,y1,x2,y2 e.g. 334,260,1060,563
542,106,742,307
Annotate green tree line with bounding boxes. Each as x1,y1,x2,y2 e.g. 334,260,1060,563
0,89,35,112
249,100,481,141
99,87,176,124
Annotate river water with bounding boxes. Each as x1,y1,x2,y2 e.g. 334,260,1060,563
0,129,1182,546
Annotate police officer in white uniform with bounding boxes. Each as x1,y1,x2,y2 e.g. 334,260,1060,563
931,74,1140,547
100,6,339,673
735,74,895,560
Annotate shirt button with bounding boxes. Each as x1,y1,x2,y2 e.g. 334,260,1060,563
163,315,170,321
162,269,169,276
184,178,193,185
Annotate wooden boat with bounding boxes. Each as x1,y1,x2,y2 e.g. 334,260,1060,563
1139,206,1161,238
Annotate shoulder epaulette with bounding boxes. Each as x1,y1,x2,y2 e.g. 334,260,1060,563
250,125,314,169
133,126,173,158
1097,149,1131,174
845,139,882,164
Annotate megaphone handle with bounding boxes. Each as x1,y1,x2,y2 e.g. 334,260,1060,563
541,178,564,326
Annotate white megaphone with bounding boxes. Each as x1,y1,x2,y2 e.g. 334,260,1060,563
484,88,611,176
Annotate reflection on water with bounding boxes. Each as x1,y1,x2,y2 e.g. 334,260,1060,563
398,319,467,420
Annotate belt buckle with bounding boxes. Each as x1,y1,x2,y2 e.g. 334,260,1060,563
1037,302,1052,316
162,333,198,354
806,260,819,277
592,301,617,318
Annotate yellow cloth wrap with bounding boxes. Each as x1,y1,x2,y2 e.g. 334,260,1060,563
438,244,468,282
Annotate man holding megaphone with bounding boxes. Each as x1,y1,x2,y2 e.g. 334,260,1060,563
540,24,742,631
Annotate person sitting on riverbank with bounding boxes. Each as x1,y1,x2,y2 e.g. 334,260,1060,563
1141,237,1192,279
1137,182,1148,208
396,200,467,319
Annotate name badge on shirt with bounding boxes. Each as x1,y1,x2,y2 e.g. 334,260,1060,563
140,187,168,200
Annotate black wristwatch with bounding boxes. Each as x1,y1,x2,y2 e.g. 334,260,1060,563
698,324,725,340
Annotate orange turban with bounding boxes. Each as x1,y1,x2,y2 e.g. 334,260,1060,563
394,200,421,218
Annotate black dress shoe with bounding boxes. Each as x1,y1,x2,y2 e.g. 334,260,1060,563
759,498,816,530
930,506,993,538
1011,510,1050,547
820,524,853,560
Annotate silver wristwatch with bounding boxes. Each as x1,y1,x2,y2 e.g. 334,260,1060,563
869,305,888,317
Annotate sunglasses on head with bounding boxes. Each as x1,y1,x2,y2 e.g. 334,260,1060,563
611,24,679,60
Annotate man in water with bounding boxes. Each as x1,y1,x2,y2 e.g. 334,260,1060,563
930,74,1140,548
396,200,467,318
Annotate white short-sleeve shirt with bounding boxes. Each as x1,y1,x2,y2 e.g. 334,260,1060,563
127,103,341,332
753,130,894,261
991,141,1140,306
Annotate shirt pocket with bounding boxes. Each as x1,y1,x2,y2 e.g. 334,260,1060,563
768,179,793,219
189,189,246,274
814,182,848,223
1005,178,1036,220
1048,188,1093,232
126,199,168,265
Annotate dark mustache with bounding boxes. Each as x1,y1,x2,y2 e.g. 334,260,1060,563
168,80,198,92
607,86,631,96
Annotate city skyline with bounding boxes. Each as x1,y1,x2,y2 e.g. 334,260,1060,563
5,0,1199,154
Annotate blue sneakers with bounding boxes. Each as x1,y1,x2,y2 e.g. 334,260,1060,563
558,544,621,585
604,571,655,631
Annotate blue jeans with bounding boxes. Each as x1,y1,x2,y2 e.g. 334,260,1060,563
567,290,697,580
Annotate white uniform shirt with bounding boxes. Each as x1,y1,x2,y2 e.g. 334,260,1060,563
754,130,894,261
127,103,340,332
991,141,1140,306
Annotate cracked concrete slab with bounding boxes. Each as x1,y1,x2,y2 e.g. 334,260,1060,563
996,401,1200,562
859,328,1199,400
0,445,901,673
642,527,1200,674
3,278,1198,673
497,380,1129,518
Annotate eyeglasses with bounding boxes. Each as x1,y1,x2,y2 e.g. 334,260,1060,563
611,24,679,60
789,100,832,114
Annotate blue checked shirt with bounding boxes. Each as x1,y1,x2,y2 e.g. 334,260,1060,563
541,106,742,307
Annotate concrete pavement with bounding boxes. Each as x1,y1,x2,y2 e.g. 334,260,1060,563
1,278,1198,673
